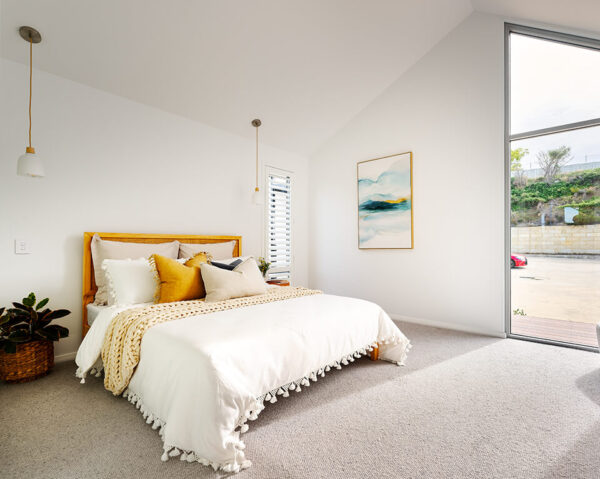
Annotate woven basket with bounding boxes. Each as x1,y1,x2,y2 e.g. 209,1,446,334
0,340,54,383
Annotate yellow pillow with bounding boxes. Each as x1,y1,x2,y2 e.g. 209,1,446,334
151,253,209,303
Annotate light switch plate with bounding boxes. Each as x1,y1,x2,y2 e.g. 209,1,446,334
14,238,32,254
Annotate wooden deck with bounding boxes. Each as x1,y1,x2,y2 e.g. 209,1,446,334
512,315,598,348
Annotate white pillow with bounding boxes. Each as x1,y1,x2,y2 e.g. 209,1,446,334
102,258,158,306
91,234,179,305
200,258,267,302
179,241,236,260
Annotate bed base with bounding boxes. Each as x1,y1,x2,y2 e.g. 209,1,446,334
369,343,379,361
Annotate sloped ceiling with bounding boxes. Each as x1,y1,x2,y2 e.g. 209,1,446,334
2,1,599,155
0,0,473,155
472,0,600,37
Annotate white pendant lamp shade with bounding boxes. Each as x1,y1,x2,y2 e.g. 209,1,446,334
252,187,263,205
17,147,44,177
17,26,45,178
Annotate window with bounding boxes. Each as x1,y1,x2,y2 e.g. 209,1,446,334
510,32,600,134
506,24,600,350
266,168,292,281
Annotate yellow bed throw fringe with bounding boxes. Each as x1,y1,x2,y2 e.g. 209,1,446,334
101,287,322,395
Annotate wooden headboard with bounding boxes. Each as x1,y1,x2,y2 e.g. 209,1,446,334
82,232,242,338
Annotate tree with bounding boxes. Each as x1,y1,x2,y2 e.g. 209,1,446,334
511,148,528,170
511,147,529,187
537,145,572,184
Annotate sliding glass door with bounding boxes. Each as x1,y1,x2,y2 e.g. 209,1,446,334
506,24,600,349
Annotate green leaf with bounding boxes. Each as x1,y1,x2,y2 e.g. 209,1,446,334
0,315,9,327
36,298,49,310
37,328,58,341
33,330,50,340
10,324,29,333
8,309,30,325
43,324,69,340
22,293,36,308
40,309,71,322
7,330,31,343
11,302,31,312
37,318,53,329
56,325,69,338
5,313,27,326
36,308,56,328
8,310,28,321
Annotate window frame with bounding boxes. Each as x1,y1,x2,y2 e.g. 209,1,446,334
504,23,600,352
264,165,293,282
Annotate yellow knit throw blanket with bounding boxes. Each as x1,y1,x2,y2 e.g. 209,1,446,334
101,287,322,395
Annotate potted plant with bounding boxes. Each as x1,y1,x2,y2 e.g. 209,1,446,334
257,257,271,278
0,293,70,383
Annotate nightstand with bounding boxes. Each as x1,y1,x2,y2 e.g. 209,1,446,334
266,280,290,287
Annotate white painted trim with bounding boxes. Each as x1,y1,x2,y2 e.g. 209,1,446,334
54,351,77,363
390,314,507,339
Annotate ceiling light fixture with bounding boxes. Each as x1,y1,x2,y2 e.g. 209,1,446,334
251,119,262,205
17,26,44,178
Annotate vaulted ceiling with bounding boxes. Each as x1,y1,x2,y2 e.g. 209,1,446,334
1,1,599,155
0,0,474,154
471,0,600,37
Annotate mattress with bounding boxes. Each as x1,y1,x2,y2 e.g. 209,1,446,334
86,303,107,325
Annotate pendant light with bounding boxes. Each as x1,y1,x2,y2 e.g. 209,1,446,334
17,26,44,178
251,119,263,205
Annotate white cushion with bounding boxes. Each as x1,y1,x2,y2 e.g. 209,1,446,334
179,241,236,260
200,258,267,302
91,234,179,304
102,258,158,306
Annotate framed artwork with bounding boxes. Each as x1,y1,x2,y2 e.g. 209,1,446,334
357,151,413,249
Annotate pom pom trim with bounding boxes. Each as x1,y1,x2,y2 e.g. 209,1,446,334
118,335,410,474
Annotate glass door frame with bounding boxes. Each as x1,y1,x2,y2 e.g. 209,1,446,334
504,22,600,352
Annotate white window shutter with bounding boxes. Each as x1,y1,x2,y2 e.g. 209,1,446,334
266,170,292,280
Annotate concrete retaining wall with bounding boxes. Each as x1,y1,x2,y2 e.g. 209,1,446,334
511,225,600,255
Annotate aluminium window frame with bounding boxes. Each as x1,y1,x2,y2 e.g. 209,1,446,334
504,23,600,352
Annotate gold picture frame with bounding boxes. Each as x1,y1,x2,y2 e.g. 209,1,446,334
357,151,413,249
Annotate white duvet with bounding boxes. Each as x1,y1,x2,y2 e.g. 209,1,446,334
76,293,411,472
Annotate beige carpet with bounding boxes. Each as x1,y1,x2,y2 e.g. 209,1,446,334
2,322,600,479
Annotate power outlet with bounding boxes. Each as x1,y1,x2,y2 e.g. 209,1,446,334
14,239,32,254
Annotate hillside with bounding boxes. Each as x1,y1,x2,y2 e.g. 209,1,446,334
511,168,600,226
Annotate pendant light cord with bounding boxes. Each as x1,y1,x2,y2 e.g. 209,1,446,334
28,37,32,149
255,125,259,191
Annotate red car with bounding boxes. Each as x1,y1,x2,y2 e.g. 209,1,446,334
511,254,527,268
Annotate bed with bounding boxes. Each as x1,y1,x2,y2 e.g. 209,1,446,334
81,232,242,337
76,233,411,473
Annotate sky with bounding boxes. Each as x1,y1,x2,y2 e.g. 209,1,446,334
510,33,600,169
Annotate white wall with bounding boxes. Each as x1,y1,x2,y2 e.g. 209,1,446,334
0,58,309,359
309,13,506,336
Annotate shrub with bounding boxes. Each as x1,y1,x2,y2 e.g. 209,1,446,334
560,197,600,209
573,212,600,225
511,167,600,225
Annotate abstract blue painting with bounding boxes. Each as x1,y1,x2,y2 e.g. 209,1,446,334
357,152,413,249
